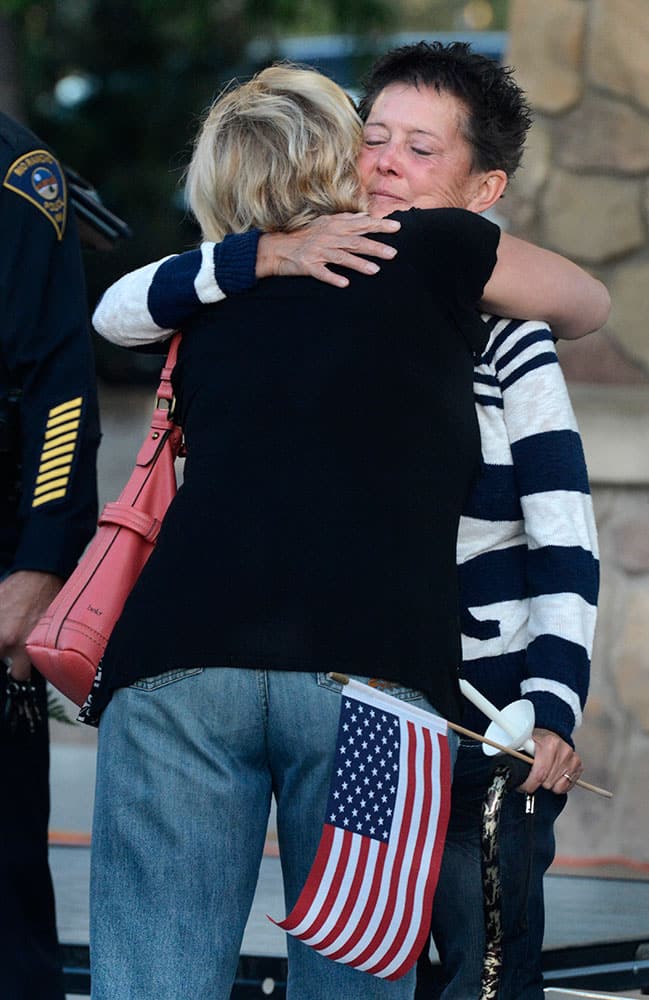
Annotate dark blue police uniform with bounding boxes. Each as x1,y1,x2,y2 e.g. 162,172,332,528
0,112,100,999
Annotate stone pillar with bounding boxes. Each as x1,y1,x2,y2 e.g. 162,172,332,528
505,0,649,862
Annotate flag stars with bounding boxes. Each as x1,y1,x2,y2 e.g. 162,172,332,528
325,695,401,842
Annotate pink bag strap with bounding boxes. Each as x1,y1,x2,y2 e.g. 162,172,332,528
135,333,184,468
107,334,183,509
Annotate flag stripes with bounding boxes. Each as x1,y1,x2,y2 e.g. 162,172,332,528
272,680,451,980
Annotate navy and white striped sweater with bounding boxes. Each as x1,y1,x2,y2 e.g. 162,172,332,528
459,315,598,743
93,238,598,744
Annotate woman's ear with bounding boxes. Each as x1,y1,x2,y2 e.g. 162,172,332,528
466,170,508,214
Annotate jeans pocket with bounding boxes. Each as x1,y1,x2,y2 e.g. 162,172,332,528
315,671,425,704
130,667,204,692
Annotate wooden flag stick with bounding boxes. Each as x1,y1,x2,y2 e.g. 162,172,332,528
447,720,612,798
329,673,612,799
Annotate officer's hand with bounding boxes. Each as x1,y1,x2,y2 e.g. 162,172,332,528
256,213,401,288
0,571,63,680
517,728,583,795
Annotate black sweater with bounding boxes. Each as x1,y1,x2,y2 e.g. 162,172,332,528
94,208,499,723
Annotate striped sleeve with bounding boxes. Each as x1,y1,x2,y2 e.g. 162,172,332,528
496,319,599,741
92,230,260,347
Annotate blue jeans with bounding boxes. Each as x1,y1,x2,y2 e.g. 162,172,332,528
427,739,566,999
90,668,451,1000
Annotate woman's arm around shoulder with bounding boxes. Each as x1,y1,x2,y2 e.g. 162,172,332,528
92,233,261,347
93,215,402,348
481,233,611,340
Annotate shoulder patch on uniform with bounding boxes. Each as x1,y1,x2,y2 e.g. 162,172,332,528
3,149,67,240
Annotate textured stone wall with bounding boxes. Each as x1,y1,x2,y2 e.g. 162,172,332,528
506,0,649,386
505,0,649,861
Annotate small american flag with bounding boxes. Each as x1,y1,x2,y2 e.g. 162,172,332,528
272,677,451,980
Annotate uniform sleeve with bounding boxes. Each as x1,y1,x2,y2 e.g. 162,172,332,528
492,319,599,741
1,155,101,578
93,230,260,347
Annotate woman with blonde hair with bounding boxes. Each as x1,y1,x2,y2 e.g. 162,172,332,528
88,65,605,1000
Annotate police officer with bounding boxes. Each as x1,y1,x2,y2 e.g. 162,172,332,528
1,111,100,998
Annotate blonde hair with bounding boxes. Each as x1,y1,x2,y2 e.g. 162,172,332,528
186,64,365,241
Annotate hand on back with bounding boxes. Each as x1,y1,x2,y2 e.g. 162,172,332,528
256,212,401,288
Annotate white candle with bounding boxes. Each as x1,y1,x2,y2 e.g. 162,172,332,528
459,679,536,755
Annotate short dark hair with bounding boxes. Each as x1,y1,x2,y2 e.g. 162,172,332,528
358,41,532,178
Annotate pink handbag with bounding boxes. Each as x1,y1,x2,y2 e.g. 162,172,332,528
26,334,183,706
